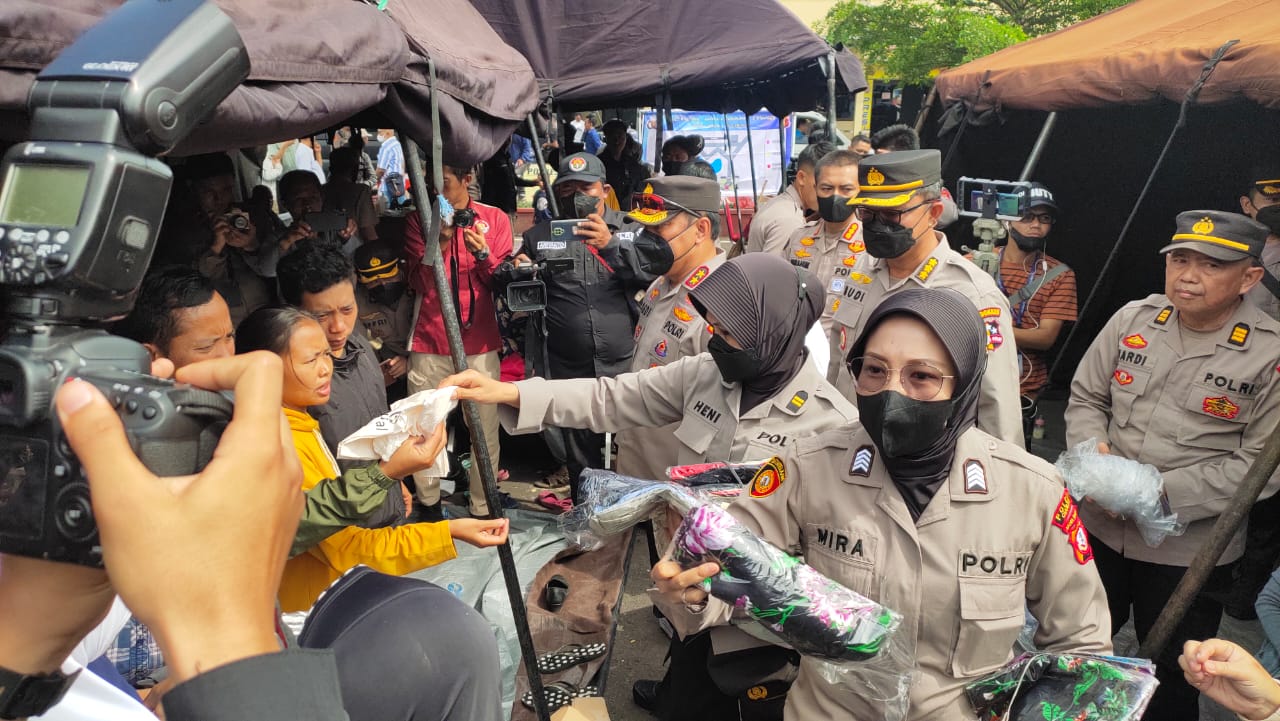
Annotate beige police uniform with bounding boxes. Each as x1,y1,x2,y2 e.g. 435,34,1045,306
614,253,727,479
745,184,807,256
659,426,1111,720
779,218,866,336
503,354,857,469
825,233,1025,446
1066,294,1280,565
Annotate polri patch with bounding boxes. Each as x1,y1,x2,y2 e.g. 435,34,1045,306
963,459,987,494
1229,323,1250,347
1113,369,1134,386
842,255,857,267
800,236,816,247
787,391,808,412
830,298,841,313
749,457,786,498
654,340,668,359
673,306,694,323
849,445,875,477
794,248,812,259
1051,489,1094,565
1122,334,1147,349
849,239,865,254
980,307,1003,351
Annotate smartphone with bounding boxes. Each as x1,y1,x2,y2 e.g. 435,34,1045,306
956,178,1032,221
303,209,349,234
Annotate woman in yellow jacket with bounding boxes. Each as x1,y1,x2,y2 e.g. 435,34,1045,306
237,306,509,612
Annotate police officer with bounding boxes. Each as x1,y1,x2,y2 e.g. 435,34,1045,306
1239,168,1280,321
353,241,414,401
829,149,1023,446
615,176,728,481
745,141,835,256
653,288,1110,720
1066,210,1280,720
778,149,866,335
501,152,650,495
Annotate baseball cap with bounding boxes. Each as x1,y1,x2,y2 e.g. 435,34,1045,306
556,152,606,185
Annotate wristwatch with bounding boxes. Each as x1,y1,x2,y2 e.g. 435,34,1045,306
0,666,79,720
471,247,490,261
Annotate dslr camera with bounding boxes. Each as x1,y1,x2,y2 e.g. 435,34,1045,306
453,207,477,229
499,258,575,312
0,0,248,566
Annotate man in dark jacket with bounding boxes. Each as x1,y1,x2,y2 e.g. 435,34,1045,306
500,152,652,496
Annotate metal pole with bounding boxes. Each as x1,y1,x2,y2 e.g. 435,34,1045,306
654,95,666,173
527,114,558,218
743,110,759,202
1048,39,1238,386
825,50,838,136
1017,112,1058,182
913,84,938,136
722,113,743,240
939,70,989,178
400,59,553,721
778,120,789,190
1140,417,1280,659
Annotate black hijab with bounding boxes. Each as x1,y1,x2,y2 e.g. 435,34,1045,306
844,288,987,520
689,254,823,412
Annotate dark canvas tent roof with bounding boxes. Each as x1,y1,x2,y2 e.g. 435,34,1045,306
467,0,866,115
0,0,539,165
934,0,1280,111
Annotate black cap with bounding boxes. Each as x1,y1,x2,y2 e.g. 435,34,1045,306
353,241,402,283
1161,210,1268,261
1026,183,1058,213
849,149,942,208
556,152,606,185
628,176,722,226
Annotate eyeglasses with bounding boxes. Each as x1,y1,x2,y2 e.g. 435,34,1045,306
631,192,697,224
1020,212,1056,225
847,356,954,401
853,201,931,226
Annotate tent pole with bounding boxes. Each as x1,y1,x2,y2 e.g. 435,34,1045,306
1017,111,1058,181
722,113,744,241
778,120,789,190
401,60,553,721
743,110,759,201
654,94,666,173
527,114,559,218
826,50,838,136
913,84,938,136
1048,39,1238,388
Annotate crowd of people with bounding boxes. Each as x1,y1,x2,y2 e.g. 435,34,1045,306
3,115,1280,721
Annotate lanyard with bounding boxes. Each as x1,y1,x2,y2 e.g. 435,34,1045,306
995,247,1041,327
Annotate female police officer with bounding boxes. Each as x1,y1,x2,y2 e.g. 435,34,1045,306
441,252,858,483
653,287,1111,720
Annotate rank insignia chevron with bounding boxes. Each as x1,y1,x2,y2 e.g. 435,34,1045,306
964,459,987,494
849,445,875,477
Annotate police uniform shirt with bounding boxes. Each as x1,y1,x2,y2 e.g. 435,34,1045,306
502,354,858,472
1066,294,1280,566
1246,240,1280,321
616,252,728,480
657,426,1110,720
745,184,807,256
355,285,414,361
779,218,866,335
827,232,1024,447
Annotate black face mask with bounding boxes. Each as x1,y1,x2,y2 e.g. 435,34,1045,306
707,334,762,384
662,159,688,176
856,390,951,458
817,193,855,224
556,191,600,220
1257,205,1280,235
367,280,407,307
1008,225,1047,252
633,229,676,275
863,218,918,259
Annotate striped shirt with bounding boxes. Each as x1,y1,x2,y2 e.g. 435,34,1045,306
376,136,404,198
998,251,1077,396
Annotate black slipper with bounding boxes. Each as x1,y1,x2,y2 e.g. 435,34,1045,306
521,681,598,713
543,574,569,612
535,642,607,674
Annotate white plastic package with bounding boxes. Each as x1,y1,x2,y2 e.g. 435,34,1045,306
1054,438,1185,547
336,387,457,478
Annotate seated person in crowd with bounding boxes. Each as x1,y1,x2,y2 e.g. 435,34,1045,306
235,306,509,612
278,170,359,256
353,241,414,402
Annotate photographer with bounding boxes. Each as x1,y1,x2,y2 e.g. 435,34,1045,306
498,152,650,498
402,165,513,518
277,170,359,256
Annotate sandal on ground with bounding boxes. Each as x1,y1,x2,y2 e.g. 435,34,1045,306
536,491,573,512
521,681,598,713
535,642,607,673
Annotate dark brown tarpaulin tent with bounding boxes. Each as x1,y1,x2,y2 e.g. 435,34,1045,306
921,0,1280,388
467,0,867,114
0,0,539,165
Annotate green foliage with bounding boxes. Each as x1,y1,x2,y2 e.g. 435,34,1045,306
820,0,1130,83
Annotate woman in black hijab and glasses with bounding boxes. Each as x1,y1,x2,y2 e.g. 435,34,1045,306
654,287,1113,721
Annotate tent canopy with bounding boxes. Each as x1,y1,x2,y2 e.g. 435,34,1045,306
467,0,866,115
934,0,1280,111
0,0,539,165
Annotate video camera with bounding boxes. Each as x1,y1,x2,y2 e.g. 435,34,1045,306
0,0,248,566
500,258,576,312
956,177,1033,276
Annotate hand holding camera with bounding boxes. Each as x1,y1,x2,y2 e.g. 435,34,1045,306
213,209,256,253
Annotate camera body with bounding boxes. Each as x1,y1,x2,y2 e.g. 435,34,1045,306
0,0,247,566
453,207,477,229
303,209,348,236
500,257,575,312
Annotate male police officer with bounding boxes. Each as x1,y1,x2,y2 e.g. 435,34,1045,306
777,149,866,335
1240,169,1280,321
615,176,727,481
1067,210,1280,719
504,152,650,496
745,141,834,256
829,150,1023,446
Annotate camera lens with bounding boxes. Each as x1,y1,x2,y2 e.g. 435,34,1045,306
227,212,250,231
454,208,476,228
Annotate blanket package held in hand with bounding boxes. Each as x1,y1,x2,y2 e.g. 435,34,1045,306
336,387,456,477
966,652,1158,721
672,503,900,663
1054,438,1184,547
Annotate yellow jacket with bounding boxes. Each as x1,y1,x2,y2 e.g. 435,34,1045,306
279,407,457,612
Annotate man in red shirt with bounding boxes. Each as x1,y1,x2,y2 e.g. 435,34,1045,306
403,164,513,518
